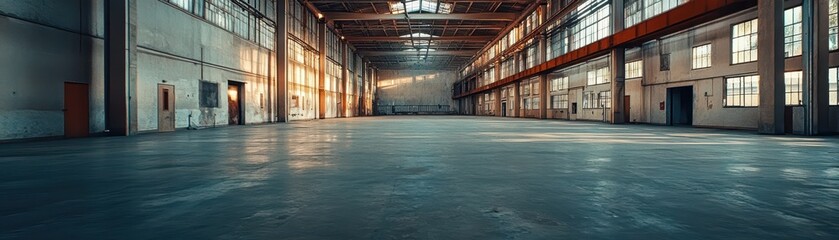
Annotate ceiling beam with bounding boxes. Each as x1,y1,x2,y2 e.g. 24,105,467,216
345,35,494,42
358,50,476,56
339,24,508,30
310,0,531,3
325,12,517,21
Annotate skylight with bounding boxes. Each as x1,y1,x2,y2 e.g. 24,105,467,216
400,33,437,46
389,0,453,14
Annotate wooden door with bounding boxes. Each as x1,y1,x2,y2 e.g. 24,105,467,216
624,96,631,123
158,85,175,132
64,82,89,138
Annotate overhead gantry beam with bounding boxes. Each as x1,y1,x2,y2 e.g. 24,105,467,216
345,35,494,42
325,12,517,21
357,50,475,56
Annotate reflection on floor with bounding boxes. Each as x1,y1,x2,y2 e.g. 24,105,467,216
1,116,837,239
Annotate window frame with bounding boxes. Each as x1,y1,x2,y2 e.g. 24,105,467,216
724,74,760,108
731,18,759,65
691,43,712,70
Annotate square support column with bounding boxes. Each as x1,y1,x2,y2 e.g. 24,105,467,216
610,48,626,124
609,0,625,124
340,42,348,118
105,0,137,135
275,0,289,122
802,0,830,135
758,0,785,134
513,81,521,117
317,22,326,119
494,88,502,117
359,60,366,115
539,74,548,119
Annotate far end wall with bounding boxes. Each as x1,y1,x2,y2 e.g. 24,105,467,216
377,70,458,111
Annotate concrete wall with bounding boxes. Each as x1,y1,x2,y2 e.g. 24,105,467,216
135,1,273,131
0,0,106,140
377,70,458,109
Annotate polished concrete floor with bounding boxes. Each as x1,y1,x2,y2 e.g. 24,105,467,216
1,116,838,239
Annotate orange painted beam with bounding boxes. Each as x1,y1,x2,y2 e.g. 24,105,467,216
454,0,757,99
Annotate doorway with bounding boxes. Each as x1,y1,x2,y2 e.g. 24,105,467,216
624,96,631,123
64,82,89,138
158,84,175,132
501,101,507,117
228,81,244,125
666,86,693,126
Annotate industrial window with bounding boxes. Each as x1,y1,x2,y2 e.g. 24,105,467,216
732,19,759,64
569,2,610,51
830,68,839,105
583,91,596,108
168,0,204,16
196,0,274,49
660,53,670,71
598,91,611,108
784,71,803,106
199,81,219,108
587,67,610,86
725,75,760,107
548,26,568,59
831,0,838,50
625,0,687,28
691,44,712,69
526,43,539,69
625,60,643,78
784,6,803,57
551,76,569,91
531,97,540,110
625,0,643,27
551,94,569,109
532,80,540,95
502,58,515,79
522,82,531,96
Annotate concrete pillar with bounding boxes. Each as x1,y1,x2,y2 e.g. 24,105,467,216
538,34,547,65
608,0,625,124
276,0,289,122
105,0,137,135
317,22,326,119
495,63,502,83
513,81,521,117
610,48,626,124
340,42,348,118
539,74,548,119
358,60,366,115
802,0,830,135
494,88,502,117
757,0,785,134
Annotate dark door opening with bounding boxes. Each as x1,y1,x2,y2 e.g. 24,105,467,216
158,84,175,132
64,82,89,138
228,81,245,125
501,102,507,117
667,86,693,126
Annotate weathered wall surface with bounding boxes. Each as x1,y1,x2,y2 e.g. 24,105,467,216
377,70,458,109
135,0,273,131
0,0,105,140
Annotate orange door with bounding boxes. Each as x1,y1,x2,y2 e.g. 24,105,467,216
64,82,89,138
